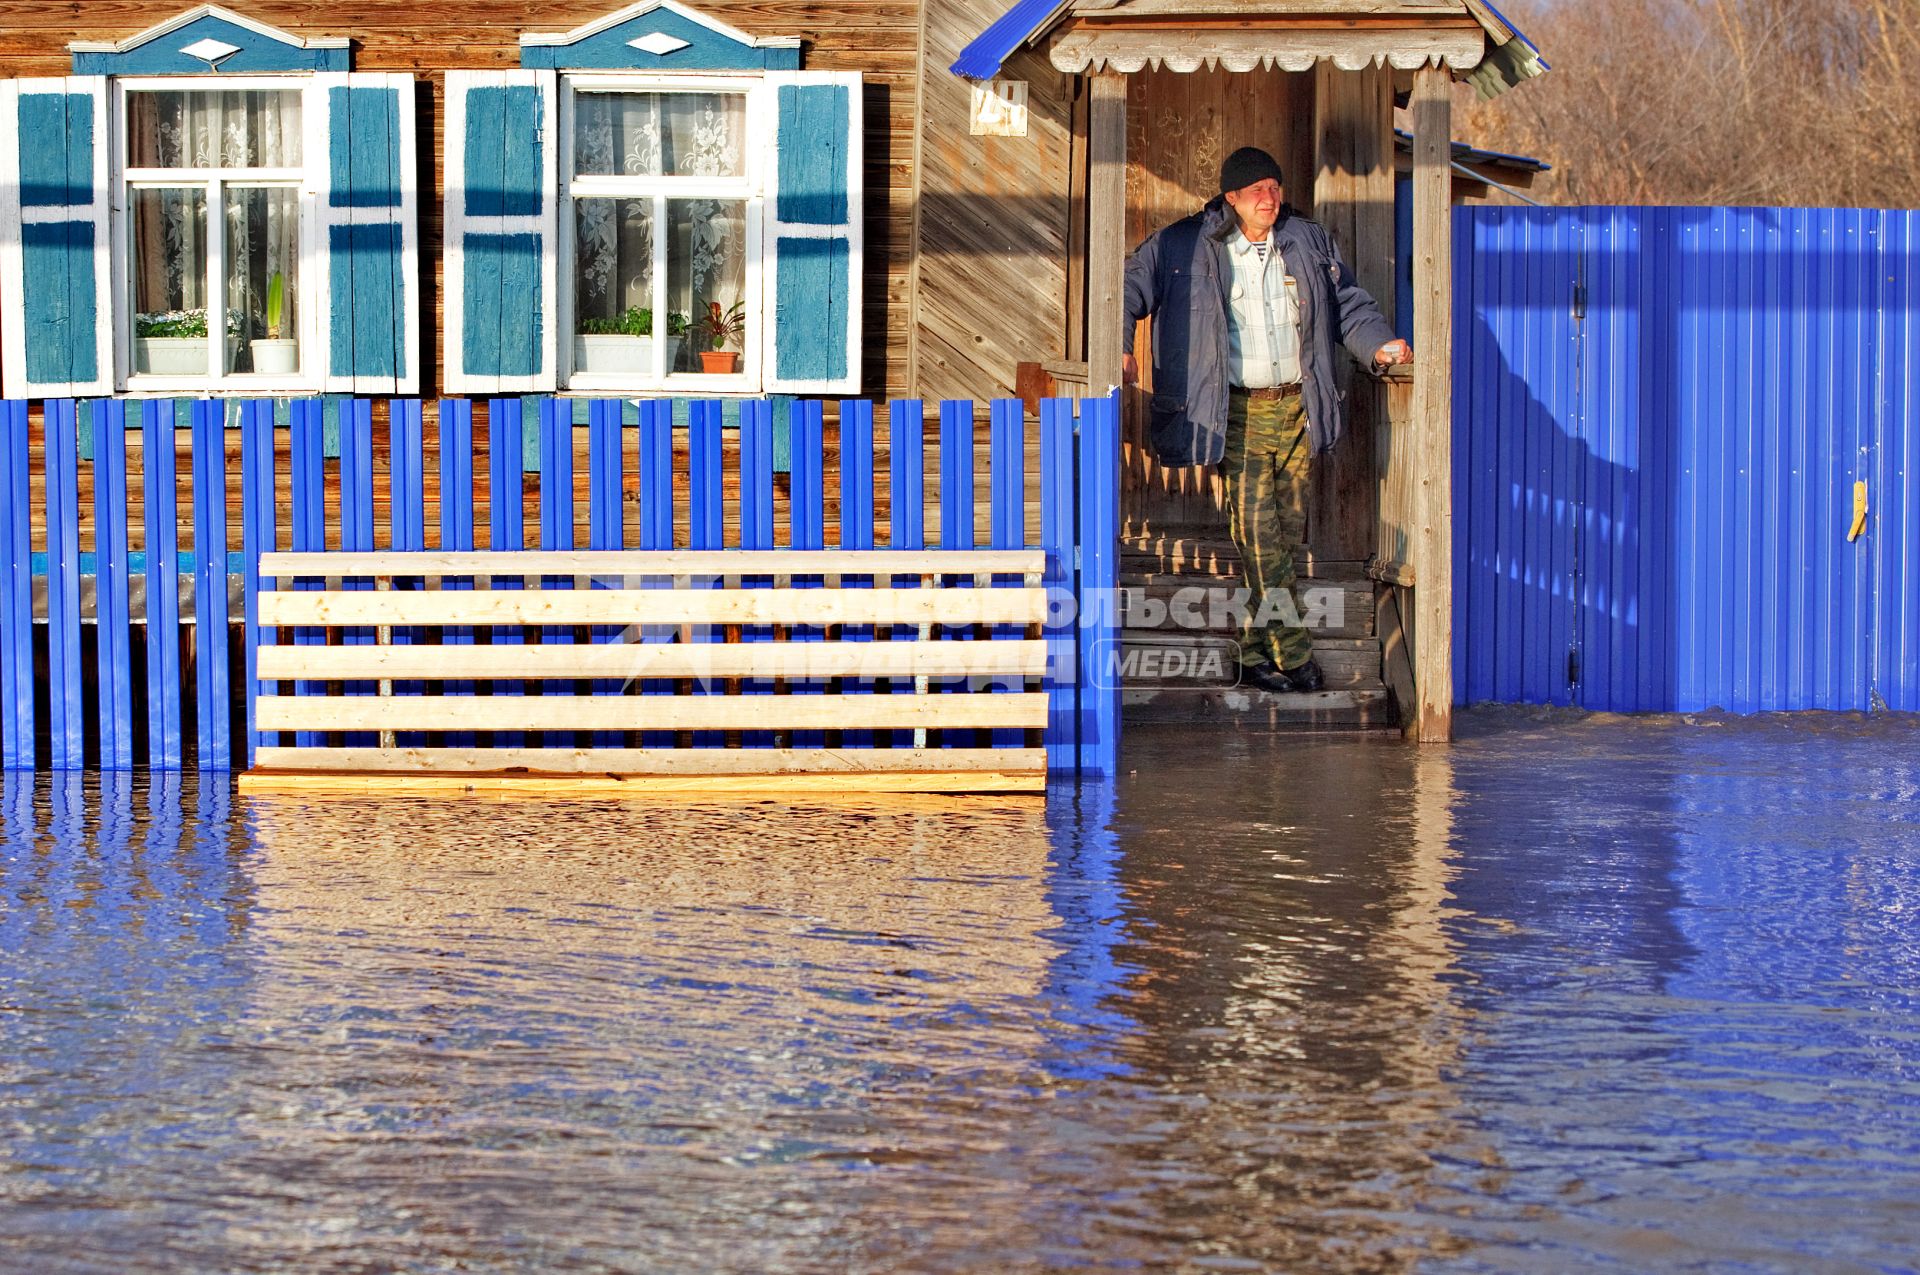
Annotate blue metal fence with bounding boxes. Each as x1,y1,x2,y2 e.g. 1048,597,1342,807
1455,206,1920,714
0,394,1121,776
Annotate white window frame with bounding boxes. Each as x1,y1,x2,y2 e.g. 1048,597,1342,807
111,74,322,396
558,71,765,396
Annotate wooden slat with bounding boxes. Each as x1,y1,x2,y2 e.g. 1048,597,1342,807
256,638,1050,681
1411,64,1453,744
257,585,1047,628
253,691,1050,732
238,770,1047,796
253,745,1044,775
256,549,1046,579
1087,71,1128,396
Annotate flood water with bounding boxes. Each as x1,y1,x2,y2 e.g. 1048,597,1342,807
3,711,1919,1273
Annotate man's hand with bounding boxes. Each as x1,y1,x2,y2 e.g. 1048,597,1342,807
1122,352,1139,385
1373,339,1413,368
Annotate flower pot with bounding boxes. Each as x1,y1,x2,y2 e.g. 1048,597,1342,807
699,350,738,375
573,334,684,376
134,336,210,376
249,338,298,375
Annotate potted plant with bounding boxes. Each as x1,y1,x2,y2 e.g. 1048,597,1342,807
574,306,687,376
249,271,297,374
133,308,239,376
694,300,746,374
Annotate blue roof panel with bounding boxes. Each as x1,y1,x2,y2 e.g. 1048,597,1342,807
950,0,1068,79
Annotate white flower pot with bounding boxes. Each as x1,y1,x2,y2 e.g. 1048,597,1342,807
573,334,684,376
134,336,210,376
249,338,298,375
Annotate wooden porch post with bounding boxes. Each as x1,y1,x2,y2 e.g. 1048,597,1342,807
1087,71,1128,394
1311,63,1395,564
1410,63,1453,743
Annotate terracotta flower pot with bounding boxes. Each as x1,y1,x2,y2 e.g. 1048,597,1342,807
699,350,738,375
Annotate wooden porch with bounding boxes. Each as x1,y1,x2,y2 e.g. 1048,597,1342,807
926,0,1547,742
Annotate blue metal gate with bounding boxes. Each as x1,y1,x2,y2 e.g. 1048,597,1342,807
1455,206,1919,714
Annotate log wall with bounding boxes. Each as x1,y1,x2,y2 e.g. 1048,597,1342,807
0,0,923,401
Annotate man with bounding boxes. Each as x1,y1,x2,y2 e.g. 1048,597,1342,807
1122,146,1410,695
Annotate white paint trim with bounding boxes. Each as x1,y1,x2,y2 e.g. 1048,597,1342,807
394,71,422,396
115,68,318,388
85,76,114,398
555,72,764,395
304,73,334,392
762,70,862,398
0,81,26,399
68,5,348,54
441,69,476,394
443,69,559,397
520,0,800,51
0,77,116,399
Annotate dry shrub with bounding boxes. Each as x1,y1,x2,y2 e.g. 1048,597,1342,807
1457,0,1920,207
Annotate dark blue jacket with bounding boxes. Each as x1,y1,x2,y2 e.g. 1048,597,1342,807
1123,197,1397,466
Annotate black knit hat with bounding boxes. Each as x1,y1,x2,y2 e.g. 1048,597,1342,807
1219,146,1285,195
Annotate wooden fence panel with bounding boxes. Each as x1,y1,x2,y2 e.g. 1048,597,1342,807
389,398,427,747
739,399,775,749
487,397,525,747
0,392,1122,778
637,400,674,748
1,401,30,770
838,398,875,748
46,400,83,769
289,399,326,750
241,399,276,766
688,400,724,747
94,401,133,771
888,398,925,747
142,399,183,769
191,400,231,769
437,398,476,747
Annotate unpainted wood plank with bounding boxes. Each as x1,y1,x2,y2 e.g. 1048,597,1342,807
253,690,1051,732
257,548,1045,578
1087,71,1128,396
237,770,1047,796
256,584,1047,628
1410,65,1452,744
257,637,1050,681
254,745,1045,775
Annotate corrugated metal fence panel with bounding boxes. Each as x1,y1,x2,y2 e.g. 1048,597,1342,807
1453,206,1584,707
1457,206,1920,715
1871,211,1920,713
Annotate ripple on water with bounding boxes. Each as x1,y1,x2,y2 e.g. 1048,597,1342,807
0,712,1917,1273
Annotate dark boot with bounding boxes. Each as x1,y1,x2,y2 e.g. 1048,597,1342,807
1278,657,1324,693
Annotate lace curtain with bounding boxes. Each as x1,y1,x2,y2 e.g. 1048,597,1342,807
573,92,746,343
128,91,301,354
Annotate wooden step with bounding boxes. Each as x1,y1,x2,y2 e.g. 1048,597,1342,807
1119,575,1375,639
1120,631,1379,689
1123,684,1398,731
1121,530,1364,582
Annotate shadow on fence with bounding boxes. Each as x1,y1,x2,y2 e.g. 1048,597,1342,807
0,394,1122,777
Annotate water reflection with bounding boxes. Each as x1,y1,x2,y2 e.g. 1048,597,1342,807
2,714,1919,1273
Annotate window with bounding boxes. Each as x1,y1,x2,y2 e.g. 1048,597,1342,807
0,17,413,400
119,79,312,388
562,78,760,391
442,60,857,398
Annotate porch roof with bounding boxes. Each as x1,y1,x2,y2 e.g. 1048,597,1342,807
951,0,1546,98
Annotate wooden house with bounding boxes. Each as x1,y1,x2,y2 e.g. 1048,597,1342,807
0,0,1543,744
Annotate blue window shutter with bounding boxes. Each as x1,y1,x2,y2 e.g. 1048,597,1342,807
317,73,419,394
763,72,862,396
443,70,557,395
0,78,112,398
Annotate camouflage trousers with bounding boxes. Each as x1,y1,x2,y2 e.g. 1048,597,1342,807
1222,388,1315,672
